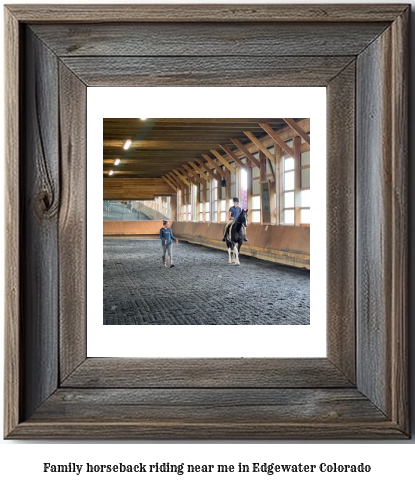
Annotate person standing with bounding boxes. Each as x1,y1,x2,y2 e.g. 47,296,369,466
160,220,178,268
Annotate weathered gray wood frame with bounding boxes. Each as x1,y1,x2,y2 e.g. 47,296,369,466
4,4,409,439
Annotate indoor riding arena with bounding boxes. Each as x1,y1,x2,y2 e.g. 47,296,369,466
103,118,310,325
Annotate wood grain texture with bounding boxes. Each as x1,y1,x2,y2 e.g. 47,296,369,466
326,62,356,383
32,389,386,423
103,118,292,179
62,358,352,389
391,6,410,432
7,4,408,23
58,62,87,382
356,10,408,431
31,22,388,57
103,178,176,199
20,29,60,420
4,6,21,438
356,30,390,417
61,56,354,87
389,8,409,432
4,5,410,440
7,421,406,441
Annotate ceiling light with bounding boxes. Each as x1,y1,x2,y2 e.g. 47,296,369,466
114,159,120,165
140,118,147,121
123,140,132,150
109,170,114,176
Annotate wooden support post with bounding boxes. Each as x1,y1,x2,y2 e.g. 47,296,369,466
259,153,269,223
246,162,253,215
260,151,267,182
274,144,282,225
225,168,231,202
294,136,302,226
269,180,277,224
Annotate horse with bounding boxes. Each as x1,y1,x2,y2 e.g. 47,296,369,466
224,209,248,265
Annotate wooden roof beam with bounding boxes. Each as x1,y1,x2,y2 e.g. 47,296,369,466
258,123,294,158
244,131,276,163
210,149,236,174
162,175,178,192
172,169,191,187
188,161,210,182
195,158,221,181
164,173,181,190
202,154,226,179
283,118,310,145
180,168,199,187
219,144,248,169
175,168,196,186
230,138,261,168
166,172,185,190
183,165,205,186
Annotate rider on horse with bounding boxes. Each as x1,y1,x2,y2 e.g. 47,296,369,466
222,197,248,242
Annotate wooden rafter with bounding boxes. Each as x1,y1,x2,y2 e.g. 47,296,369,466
244,131,275,162
162,175,178,192
104,118,308,178
188,161,210,182
183,164,205,186
219,144,248,169
167,172,184,190
230,138,261,168
258,123,294,158
176,168,196,186
166,173,182,191
195,157,221,181
172,169,191,187
202,154,226,179
283,118,310,145
210,149,236,173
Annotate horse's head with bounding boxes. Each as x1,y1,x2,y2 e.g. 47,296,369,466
240,209,248,225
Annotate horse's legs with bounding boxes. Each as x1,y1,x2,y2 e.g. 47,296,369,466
227,246,233,264
233,244,240,265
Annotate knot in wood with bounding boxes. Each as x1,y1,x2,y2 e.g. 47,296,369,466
37,188,59,219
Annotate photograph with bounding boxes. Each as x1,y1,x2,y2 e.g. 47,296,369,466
103,118,311,326
3,1,409,442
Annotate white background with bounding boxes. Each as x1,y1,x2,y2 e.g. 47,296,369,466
89,86,326,357
1,1,415,487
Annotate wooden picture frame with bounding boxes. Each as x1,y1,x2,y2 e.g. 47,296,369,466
4,4,409,439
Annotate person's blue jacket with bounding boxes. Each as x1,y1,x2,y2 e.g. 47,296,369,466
160,227,176,246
